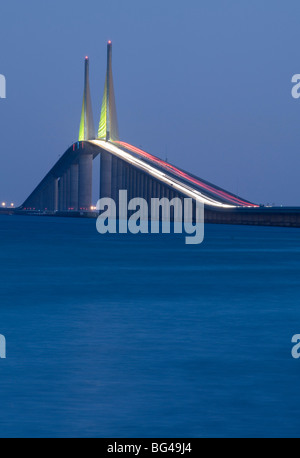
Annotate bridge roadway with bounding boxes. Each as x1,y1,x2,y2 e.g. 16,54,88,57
90,139,258,209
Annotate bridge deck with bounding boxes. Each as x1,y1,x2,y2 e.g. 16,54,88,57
90,140,257,208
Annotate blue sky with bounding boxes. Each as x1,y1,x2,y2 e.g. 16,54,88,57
1,0,300,205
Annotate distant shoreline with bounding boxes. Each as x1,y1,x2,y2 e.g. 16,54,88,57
2,206,300,228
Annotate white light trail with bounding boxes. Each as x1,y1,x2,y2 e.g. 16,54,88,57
89,140,236,208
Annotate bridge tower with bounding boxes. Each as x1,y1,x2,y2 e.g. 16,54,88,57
98,41,119,142
77,56,95,210
79,56,95,141
98,41,121,202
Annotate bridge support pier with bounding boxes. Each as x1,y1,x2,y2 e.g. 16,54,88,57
78,154,93,210
59,173,64,211
100,151,112,200
53,178,58,212
70,164,79,211
66,168,71,210
63,172,67,211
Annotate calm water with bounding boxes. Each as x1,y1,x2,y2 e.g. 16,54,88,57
0,215,300,438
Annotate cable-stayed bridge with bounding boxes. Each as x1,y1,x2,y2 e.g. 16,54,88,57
19,42,300,227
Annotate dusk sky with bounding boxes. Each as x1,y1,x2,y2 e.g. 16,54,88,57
1,0,300,206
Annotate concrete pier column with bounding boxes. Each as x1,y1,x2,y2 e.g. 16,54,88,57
111,156,118,203
149,176,153,202
59,176,64,211
124,164,130,195
148,177,152,201
117,159,124,193
63,172,68,211
66,168,71,210
78,153,93,210
148,175,152,208
156,182,161,201
54,178,58,212
70,164,79,211
143,174,147,203
140,173,145,201
142,174,146,202
100,151,112,200
137,170,141,197
145,175,150,218
128,166,133,202
135,170,139,197
132,169,137,199
152,179,157,198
